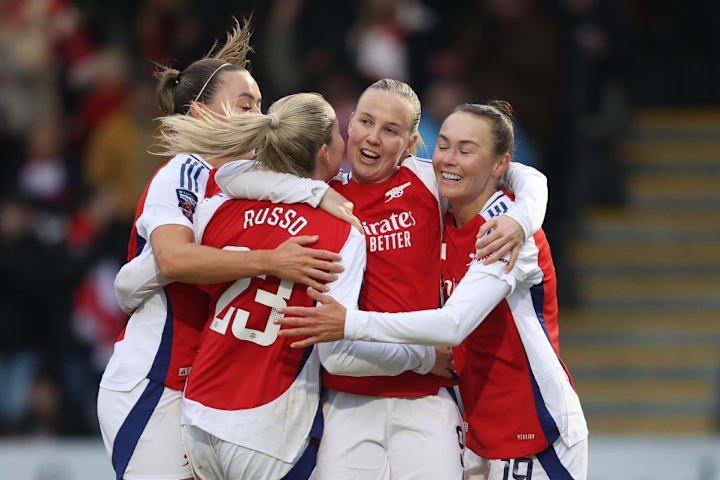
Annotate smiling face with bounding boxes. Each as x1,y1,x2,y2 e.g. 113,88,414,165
205,69,262,115
347,89,417,184
433,111,509,212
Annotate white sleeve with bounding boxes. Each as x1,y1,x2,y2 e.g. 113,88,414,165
116,156,209,312
344,239,543,347
137,157,209,239
215,160,329,207
114,249,171,314
316,228,437,376
503,162,548,239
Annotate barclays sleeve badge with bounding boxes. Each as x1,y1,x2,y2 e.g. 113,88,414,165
176,188,198,221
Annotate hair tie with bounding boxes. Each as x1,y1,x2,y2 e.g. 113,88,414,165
268,113,279,129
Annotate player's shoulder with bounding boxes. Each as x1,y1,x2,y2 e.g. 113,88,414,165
400,154,433,174
399,155,438,198
162,153,212,171
151,153,211,189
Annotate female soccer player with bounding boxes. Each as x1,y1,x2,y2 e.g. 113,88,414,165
97,20,353,480
277,102,589,480
219,80,549,479
154,92,449,479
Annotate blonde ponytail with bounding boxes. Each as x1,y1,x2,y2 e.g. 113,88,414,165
156,93,336,177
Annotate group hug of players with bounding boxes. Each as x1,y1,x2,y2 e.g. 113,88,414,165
97,18,588,480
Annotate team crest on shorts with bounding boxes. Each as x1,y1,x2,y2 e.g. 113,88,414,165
176,189,198,221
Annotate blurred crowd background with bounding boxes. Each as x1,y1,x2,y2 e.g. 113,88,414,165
0,0,719,449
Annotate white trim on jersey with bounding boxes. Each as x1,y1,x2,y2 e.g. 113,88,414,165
193,194,229,243
101,292,170,391
343,192,587,449
182,198,373,464
215,159,330,207
400,155,445,234
103,154,211,392
181,350,321,464
344,263,587,448
136,154,211,245
400,155,440,200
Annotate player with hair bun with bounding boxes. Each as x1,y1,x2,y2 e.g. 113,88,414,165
97,20,354,480
278,101,589,480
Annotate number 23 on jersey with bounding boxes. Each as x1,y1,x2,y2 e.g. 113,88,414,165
209,246,294,347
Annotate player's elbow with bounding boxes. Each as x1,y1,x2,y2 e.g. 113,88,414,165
318,347,367,377
320,354,353,376
113,268,135,314
320,360,344,376
154,250,185,280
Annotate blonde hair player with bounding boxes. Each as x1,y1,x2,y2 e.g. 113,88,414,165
278,101,589,480
157,93,446,479
97,20,354,480
219,80,550,479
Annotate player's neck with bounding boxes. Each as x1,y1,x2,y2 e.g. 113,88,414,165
451,189,497,227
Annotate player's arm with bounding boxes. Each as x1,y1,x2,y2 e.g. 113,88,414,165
150,224,341,286
114,163,344,311
279,241,543,348
476,163,548,268
114,226,342,311
284,264,509,348
216,160,361,231
307,229,440,377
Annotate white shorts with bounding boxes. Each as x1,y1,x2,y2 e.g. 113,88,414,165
181,424,317,480
464,437,588,480
97,378,192,480
315,388,464,480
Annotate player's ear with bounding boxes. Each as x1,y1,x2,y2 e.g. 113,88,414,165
316,143,330,167
491,153,511,179
188,102,202,119
402,133,418,159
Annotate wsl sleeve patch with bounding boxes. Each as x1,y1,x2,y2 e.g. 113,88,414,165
176,188,199,221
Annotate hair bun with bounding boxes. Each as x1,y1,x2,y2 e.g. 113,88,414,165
488,100,514,119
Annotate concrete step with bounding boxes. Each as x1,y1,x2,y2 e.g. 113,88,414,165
619,140,720,166
585,411,715,434
570,241,720,267
627,173,720,209
564,108,720,436
561,343,720,370
578,274,720,302
630,107,720,130
579,208,720,242
559,310,720,335
575,378,715,404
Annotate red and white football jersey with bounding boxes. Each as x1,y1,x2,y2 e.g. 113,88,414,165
343,190,588,459
101,153,212,392
324,156,456,397
181,195,365,463
442,190,586,459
